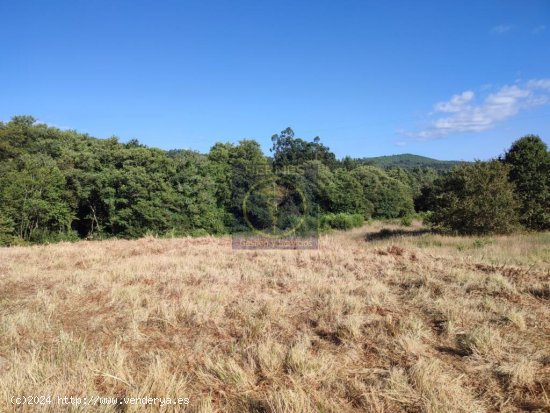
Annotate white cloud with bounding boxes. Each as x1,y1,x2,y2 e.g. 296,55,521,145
527,79,550,90
433,90,474,113
532,25,546,34
491,24,512,34
408,79,550,139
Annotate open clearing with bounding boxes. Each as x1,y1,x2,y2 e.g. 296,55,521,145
0,223,549,412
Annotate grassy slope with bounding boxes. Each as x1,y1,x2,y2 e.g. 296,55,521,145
0,224,549,412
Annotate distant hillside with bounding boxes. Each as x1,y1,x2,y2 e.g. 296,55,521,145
360,154,462,171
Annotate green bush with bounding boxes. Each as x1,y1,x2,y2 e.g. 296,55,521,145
189,228,210,237
429,161,520,235
321,213,364,230
400,215,413,227
289,215,320,236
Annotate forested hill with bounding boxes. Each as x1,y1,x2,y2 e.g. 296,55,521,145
360,154,462,171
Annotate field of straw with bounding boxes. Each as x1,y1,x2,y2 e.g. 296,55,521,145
0,223,549,412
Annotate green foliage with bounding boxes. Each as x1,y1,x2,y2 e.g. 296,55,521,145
292,214,321,235
301,160,334,213
0,212,15,246
503,135,550,230
0,116,230,243
170,150,226,234
0,154,73,241
0,116,542,245
428,161,520,235
350,166,414,218
271,127,337,169
209,140,272,232
400,215,413,227
108,148,180,237
330,169,373,218
321,213,364,230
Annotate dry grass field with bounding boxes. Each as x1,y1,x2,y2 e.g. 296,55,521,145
0,223,549,412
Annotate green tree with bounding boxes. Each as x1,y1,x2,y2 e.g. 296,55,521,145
351,166,414,218
271,127,337,169
0,154,73,241
170,150,226,234
108,147,180,237
302,160,335,213
409,167,439,212
429,161,519,235
208,143,234,211
209,140,271,231
503,135,550,230
330,169,372,218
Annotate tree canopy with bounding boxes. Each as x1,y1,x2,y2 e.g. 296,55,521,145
0,116,546,244
428,161,520,235
503,135,550,230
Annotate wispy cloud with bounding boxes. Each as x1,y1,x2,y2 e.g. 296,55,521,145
407,79,550,140
433,90,475,113
491,24,512,34
527,79,550,90
532,25,546,34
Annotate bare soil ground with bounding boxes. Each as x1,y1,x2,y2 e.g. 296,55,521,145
0,223,549,412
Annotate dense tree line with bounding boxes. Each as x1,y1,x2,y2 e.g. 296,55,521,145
428,135,550,234
0,117,425,244
0,116,547,244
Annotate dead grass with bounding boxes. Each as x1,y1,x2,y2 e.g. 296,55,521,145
0,224,549,412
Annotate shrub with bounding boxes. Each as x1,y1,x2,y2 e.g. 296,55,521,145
321,213,364,230
428,161,520,235
190,228,210,237
292,215,321,236
400,216,413,227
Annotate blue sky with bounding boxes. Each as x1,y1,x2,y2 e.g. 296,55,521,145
1,0,549,160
